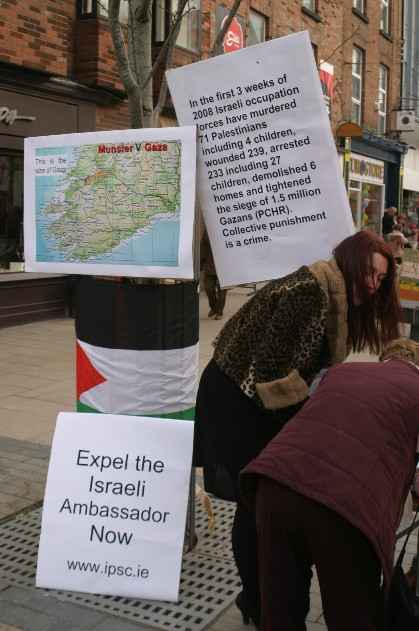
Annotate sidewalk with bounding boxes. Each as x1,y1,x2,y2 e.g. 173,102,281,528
0,287,416,631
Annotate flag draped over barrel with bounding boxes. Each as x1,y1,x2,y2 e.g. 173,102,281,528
75,278,199,420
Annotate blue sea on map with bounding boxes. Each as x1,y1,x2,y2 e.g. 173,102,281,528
35,147,180,267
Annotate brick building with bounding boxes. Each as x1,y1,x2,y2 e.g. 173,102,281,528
0,0,405,325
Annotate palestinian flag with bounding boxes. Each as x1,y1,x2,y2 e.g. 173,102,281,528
75,278,199,420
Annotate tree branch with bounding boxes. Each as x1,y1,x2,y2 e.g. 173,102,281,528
143,0,190,92
210,0,243,57
152,0,191,123
108,0,138,94
320,24,361,66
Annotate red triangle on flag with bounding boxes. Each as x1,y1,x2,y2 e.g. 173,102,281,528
76,341,106,399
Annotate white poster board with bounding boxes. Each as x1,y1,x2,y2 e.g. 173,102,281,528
167,31,354,287
24,126,196,279
36,412,194,601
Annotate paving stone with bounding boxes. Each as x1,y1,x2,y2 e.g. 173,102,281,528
0,600,53,631
0,495,32,515
0,588,103,622
0,480,44,502
92,617,150,631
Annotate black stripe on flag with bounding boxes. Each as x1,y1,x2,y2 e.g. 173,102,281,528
75,278,199,351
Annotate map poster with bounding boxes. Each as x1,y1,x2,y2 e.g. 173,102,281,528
24,126,196,279
167,31,354,288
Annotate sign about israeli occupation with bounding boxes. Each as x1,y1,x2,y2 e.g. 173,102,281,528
24,126,196,279
167,31,354,287
36,413,194,601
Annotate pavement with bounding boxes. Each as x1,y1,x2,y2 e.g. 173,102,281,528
0,286,416,630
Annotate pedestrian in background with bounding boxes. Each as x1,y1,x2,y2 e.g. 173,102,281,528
241,339,419,631
200,229,227,320
193,230,401,627
382,206,397,236
387,230,408,265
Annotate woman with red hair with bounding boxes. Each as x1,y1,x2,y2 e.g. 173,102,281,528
193,230,401,626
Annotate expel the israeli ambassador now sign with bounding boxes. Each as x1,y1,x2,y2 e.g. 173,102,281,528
36,412,194,601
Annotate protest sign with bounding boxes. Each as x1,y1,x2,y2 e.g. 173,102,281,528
167,31,354,287
24,126,196,279
36,412,194,601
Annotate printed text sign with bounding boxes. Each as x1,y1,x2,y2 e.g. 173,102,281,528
36,412,194,601
167,31,354,287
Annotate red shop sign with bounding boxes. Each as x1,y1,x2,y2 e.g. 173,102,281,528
222,16,244,53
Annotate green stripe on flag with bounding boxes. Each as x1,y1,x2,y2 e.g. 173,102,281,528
142,407,195,421
77,401,98,413
77,400,195,421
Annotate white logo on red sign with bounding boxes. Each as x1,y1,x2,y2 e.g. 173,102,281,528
222,16,243,53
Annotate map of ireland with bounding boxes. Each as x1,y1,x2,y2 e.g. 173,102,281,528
24,127,196,279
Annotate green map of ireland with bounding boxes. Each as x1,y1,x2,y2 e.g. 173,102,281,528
37,140,181,264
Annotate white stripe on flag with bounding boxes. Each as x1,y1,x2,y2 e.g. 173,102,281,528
78,340,198,415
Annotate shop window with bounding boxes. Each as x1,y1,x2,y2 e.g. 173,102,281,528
377,64,388,134
172,0,201,51
302,0,317,12
351,46,364,125
0,153,24,272
380,0,390,34
361,183,384,233
247,9,267,47
349,178,384,233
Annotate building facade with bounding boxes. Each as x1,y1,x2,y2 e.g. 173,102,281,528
0,0,406,325
400,0,419,225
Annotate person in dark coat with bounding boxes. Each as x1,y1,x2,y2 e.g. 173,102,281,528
200,229,227,320
241,338,419,631
194,230,401,626
382,206,397,236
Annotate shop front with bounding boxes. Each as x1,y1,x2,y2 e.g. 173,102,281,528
348,153,385,233
344,131,407,235
401,148,419,226
0,63,124,326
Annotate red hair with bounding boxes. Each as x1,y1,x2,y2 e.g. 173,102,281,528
333,230,401,353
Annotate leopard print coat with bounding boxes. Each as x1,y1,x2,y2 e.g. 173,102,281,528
213,259,349,410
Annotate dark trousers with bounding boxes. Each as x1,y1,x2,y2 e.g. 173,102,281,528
231,499,262,622
194,360,302,621
204,273,226,315
256,478,384,631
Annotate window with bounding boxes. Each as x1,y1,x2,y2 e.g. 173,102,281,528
247,10,267,47
377,64,388,133
311,42,318,65
173,0,200,51
302,0,316,11
80,0,94,14
380,0,390,33
99,0,129,23
352,46,363,124
78,0,129,22
154,0,166,42
353,0,365,13
0,153,24,272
